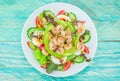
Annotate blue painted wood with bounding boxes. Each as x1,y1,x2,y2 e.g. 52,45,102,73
0,0,120,80
0,0,120,41
0,42,120,80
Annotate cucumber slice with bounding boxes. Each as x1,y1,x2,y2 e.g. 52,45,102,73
83,34,91,44
43,10,55,18
27,27,36,40
68,12,76,22
73,56,85,63
57,65,63,71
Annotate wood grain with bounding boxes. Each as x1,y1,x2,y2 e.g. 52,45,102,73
0,0,120,41
0,0,120,80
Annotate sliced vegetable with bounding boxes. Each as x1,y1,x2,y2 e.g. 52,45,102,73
27,41,36,50
73,55,85,63
35,16,42,28
57,10,65,15
38,13,43,20
46,61,57,73
83,45,89,54
63,61,72,71
84,30,90,35
82,34,91,43
57,65,64,71
66,54,75,61
39,43,44,50
43,10,55,18
56,20,67,27
68,12,76,22
27,27,36,40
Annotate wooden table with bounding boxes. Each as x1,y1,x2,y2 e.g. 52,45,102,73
0,0,120,81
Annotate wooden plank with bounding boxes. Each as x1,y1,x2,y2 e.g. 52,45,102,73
0,0,120,41
0,42,120,80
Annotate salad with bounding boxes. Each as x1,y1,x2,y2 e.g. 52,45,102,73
27,10,91,73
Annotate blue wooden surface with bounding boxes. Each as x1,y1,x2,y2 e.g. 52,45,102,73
0,0,120,81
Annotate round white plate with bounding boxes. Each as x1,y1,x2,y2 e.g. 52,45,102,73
21,2,97,77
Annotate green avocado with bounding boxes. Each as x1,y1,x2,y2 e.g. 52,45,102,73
43,22,79,58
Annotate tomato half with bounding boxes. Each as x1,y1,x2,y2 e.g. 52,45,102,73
84,45,89,54
57,10,65,15
63,61,72,71
39,43,44,50
35,16,41,28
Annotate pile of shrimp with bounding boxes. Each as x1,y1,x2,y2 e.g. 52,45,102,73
49,25,73,54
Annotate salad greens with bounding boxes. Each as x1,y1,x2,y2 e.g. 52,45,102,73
27,10,91,74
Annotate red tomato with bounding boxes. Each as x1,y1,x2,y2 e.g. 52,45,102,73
79,39,83,43
80,21,86,25
60,18,66,21
41,65,46,69
39,43,44,50
35,16,44,28
84,45,89,54
63,61,72,71
57,10,65,15
35,16,40,28
27,41,30,47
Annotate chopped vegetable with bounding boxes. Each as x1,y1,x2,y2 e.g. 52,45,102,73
57,10,65,15
57,65,64,71
43,10,55,18
27,27,36,40
33,48,42,59
27,41,36,50
46,61,57,73
39,43,44,50
73,55,85,63
83,45,89,54
66,54,75,62
68,12,76,22
63,61,72,71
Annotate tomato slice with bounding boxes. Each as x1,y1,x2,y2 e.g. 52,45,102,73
63,61,72,71
57,10,65,15
80,21,86,25
60,18,66,21
35,16,40,28
39,43,44,50
84,45,89,54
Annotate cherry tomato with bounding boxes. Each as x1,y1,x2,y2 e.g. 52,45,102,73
84,45,89,54
35,16,41,28
79,39,83,43
39,43,44,50
63,61,72,71
57,10,65,15
80,21,86,25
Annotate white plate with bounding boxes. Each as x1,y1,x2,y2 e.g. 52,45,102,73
21,2,97,77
